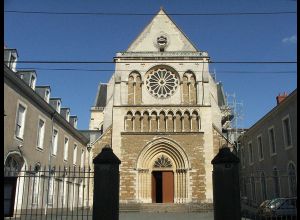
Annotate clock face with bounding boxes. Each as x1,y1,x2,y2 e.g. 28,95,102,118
145,68,179,99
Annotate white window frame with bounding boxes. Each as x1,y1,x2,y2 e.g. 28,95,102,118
273,167,281,197
257,135,264,161
268,126,277,156
73,144,77,165
248,141,254,165
282,115,293,149
47,176,54,205
14,101,27,140
241,146,245,168
287,161,297,197
52,128,59,156
36,117,46,150
80,149,85,167
64,137,69,161
45,89,50,103
29,74,36,90
32,173,40,205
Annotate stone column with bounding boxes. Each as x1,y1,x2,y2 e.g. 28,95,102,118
93,146,121,220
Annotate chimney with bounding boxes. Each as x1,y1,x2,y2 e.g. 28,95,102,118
276,92,288,105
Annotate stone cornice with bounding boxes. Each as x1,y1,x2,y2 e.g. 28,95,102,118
114,104,211,108
116,51,209,58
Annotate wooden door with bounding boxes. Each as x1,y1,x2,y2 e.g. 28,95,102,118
162,171,174,203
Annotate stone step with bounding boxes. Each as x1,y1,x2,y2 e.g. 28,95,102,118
119,203,213,213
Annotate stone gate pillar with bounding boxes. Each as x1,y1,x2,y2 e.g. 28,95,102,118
211,147,241,220
93,145,121,220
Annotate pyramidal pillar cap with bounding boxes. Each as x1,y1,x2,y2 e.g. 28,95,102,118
211,146,240,164
93,145,121,164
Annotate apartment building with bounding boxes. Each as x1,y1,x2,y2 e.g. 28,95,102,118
238,89,297,206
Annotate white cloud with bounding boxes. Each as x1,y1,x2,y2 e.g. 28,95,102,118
282,35,297,44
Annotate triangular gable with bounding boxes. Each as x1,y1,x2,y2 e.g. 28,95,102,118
127,8,198,52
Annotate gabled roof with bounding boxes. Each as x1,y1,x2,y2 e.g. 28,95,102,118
127,8,199,52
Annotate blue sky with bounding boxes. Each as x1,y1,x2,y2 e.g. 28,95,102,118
4,0,297,130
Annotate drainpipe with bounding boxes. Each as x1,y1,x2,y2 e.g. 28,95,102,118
45,111,56,215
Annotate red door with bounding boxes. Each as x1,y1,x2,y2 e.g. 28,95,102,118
162,171,174,203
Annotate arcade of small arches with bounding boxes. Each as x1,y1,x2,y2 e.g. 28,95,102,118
124,110,201,132
127,67,197,104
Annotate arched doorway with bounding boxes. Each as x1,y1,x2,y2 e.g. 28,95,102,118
4,152,27,212
136,138,190,203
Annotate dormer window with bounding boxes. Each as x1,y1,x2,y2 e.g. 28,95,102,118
9,55,16,70
45,90,50,103
57,101,61,114
19,74,24,79
29,75,36,90
66,111,70,122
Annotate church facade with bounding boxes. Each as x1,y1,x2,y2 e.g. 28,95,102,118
90,9,229,204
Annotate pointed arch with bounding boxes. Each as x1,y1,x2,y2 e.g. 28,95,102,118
128,71,142,105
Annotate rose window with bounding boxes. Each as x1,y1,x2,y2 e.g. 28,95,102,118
145,68,179,98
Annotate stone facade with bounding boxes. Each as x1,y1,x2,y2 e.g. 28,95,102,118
90,8,229,205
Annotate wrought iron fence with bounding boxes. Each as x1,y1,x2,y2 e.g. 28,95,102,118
240,173,297,220
4,165,93,220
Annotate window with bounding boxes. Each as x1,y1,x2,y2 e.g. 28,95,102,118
64,137,69,161
261,172,267,200
268,127,276,155
57,101,61,114
36,119,45,149
287,163,296,197
48,177,54,205
73,144,77,165
29,75,36,89
32,174,40,205
257,135,264,160
248,142,253,165
52,129,58,155
240,147,245,168
15,104,26,139
45,90,50,103
251,176,256,204
282,116,292,148
10,55,16,67
80,149,85,167
273,167,280,197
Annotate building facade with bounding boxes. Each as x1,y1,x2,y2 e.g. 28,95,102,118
4,48,90,214
238,90,297,206
90,9,230,205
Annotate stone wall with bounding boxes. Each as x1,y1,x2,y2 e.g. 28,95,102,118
119,133,206,203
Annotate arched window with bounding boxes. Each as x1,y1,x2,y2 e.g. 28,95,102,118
251,176,256,204
4,154,23,176
150,112,158,132
128,72,142,105
260,172,267,200
142,111,149,132
273,167,280,197
182,72,197,104
183,111,190,132
175,111,182,132
191,111,199,131
288,163,297,197
158,111,166,132
134,112,141,131
125,111,133,131
166,111,174,132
